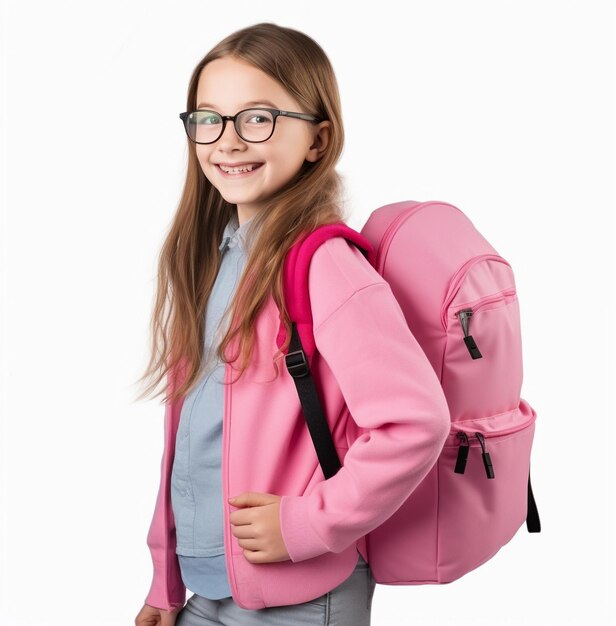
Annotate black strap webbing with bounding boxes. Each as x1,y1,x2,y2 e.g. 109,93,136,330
284,322,341,479
526,468,541,532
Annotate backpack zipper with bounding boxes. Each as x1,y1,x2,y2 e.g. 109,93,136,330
454,431,495,478
456,309,482,359
455,289,517,320
454,431,470,473
475,432,495,479
440,254,512,330
455,289,517,359
452,411,536,479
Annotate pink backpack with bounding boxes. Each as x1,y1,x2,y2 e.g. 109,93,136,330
282,199,541,585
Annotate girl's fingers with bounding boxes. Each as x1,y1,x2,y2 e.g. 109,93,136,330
135,604,181,626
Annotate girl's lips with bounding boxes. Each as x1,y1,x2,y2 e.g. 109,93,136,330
216,163,264,178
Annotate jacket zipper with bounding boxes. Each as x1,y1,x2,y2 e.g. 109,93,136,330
222,361,239,601
455,289,517,359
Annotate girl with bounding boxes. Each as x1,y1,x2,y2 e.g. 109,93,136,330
134,22,450,626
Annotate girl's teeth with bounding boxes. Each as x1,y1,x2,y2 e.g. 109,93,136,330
220,164,260,173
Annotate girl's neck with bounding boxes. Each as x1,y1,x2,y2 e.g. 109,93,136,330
237,206,261,227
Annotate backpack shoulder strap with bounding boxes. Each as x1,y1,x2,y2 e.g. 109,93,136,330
275,222,375,480
276,222,376,359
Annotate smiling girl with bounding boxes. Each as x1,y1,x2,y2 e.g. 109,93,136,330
134,22,450,626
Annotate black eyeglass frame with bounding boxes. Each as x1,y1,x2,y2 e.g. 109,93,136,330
179,107,323,144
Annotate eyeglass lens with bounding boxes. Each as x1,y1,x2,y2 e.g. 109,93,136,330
185,109,274,143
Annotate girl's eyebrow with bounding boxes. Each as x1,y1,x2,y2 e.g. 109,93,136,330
196,99,279,109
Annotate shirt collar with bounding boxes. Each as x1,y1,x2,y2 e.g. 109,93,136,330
218,213,255,253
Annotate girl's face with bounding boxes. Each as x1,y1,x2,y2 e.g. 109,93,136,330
194,56,330,224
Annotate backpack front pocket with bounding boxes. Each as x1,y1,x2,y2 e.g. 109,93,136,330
441,255,523,422
435,405,536,582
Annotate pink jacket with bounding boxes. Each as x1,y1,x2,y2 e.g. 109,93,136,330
144,235,451,611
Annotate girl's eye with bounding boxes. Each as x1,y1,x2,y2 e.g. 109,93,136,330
200,115,221,125
246,115,270,124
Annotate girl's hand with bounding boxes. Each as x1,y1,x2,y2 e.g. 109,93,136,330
228,492,292,563
134,603,182,626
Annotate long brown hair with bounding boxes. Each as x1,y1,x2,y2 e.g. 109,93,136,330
135,22,347,405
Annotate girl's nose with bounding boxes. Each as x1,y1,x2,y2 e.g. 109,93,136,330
216,119,245,151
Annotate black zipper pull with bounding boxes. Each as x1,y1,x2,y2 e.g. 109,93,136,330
457,309,483,359
454,431,470,474
475,432,495,479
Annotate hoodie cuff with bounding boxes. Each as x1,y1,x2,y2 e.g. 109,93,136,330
279,495,332,562
144,559,186,611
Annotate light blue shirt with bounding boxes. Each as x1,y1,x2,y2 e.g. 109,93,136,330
171,212,255,599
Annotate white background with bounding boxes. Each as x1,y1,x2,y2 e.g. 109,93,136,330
0,1,614,625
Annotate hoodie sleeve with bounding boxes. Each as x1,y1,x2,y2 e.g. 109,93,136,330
279,237,451,563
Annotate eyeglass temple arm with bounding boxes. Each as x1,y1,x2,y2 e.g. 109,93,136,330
278,111,320,122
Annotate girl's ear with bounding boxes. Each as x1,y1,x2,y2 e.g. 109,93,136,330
306,121,331,163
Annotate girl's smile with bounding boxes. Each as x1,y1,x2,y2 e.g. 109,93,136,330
215,162,265,178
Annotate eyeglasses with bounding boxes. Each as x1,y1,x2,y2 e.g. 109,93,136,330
179,107,322,144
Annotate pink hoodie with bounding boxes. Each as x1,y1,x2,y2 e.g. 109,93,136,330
144,235,451,611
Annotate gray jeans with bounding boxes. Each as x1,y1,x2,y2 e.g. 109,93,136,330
174,553,376,626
